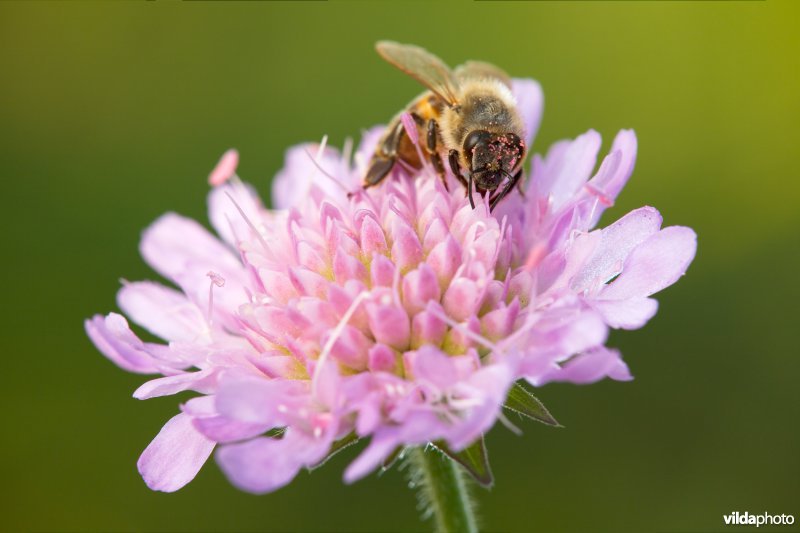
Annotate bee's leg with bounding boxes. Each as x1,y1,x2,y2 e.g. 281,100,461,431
363,157,396,189
489,168,523,212
448,149,469,190
362,120,406,190
424,119,448,191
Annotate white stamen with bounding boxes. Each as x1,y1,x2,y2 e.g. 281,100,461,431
225,191,272,255
425,304,499,353
311,290,370,398
205,271,225,326
342,137,353,166
302,145,349,193
497,410,523,435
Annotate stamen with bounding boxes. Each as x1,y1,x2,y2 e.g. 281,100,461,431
302,143,349,193
206,271,226,326
342,137,353,167
400,113,419,146
497,410,523,435
425,303,499,353
208,149,239,187
225,191,272,256
523,242,547,271
311,290,370,398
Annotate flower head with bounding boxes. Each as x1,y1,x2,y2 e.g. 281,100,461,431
86,78,696,493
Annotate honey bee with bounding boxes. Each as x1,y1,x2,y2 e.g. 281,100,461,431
363,41,526,212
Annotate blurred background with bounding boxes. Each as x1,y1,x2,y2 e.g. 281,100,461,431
1,1,797,531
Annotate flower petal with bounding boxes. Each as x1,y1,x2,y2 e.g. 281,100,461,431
85,313,189,374
182,396,269,443
117,281,208,343
571,206,663,293
272,144,348,210
593,297,659,329
139,212,248,322
137,413,215,492
217,429,330,493
538,346,632,385
133,368,218,400
536,130,602,212
511,78,544,150
207,179,266,248
584,130,638,227
215,372,307,426
600,226,697,300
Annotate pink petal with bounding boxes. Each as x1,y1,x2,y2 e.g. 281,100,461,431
207,180,266,248
117,281,208,343
217,429,331,493
571,206,662,293
537,130,602,211
137,413,215,492
511,78,544,152
343,434,398,484
600,226,697,300
391,222,423,272
427,236,461,283
367,343,398,373
208,149,239,186
215,372,306,426
593,297,659,330
411,308,447,347
133,368,218,400
402,264,441,315
538,346,632,385
85,313,189,374
140,213,247,320
365,297,410,351
182,396,269,443
585,130,638,227
359,214,388,256
272,143,347,210
407,346,457,390
442,278,481,322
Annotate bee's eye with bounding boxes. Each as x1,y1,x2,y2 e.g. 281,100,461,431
463,130,492,155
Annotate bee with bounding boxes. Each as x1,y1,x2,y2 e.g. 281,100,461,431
363,41,526,212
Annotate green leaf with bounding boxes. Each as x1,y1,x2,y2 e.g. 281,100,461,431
431,437,493,488
307,432,359,472
503,381,562,427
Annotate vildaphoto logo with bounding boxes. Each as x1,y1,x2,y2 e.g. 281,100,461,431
723,511,795,527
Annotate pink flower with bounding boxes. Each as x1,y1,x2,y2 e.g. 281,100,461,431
86,78,696,493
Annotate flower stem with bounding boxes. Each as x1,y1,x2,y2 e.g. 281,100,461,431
406,446,479,533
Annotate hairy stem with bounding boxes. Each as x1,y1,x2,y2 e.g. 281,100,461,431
405,446,479,533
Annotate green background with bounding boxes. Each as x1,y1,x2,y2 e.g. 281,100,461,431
2,0,798,531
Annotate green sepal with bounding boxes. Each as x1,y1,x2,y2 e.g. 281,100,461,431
431,436,493,488
503,381,562,427
380,446,407,473
307,431,359,472
264,427,286,438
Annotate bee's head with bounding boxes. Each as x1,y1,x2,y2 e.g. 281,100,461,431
463,130,525,191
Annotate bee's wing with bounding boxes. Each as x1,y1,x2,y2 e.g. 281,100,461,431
375,41,461,107
454,60,512,88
